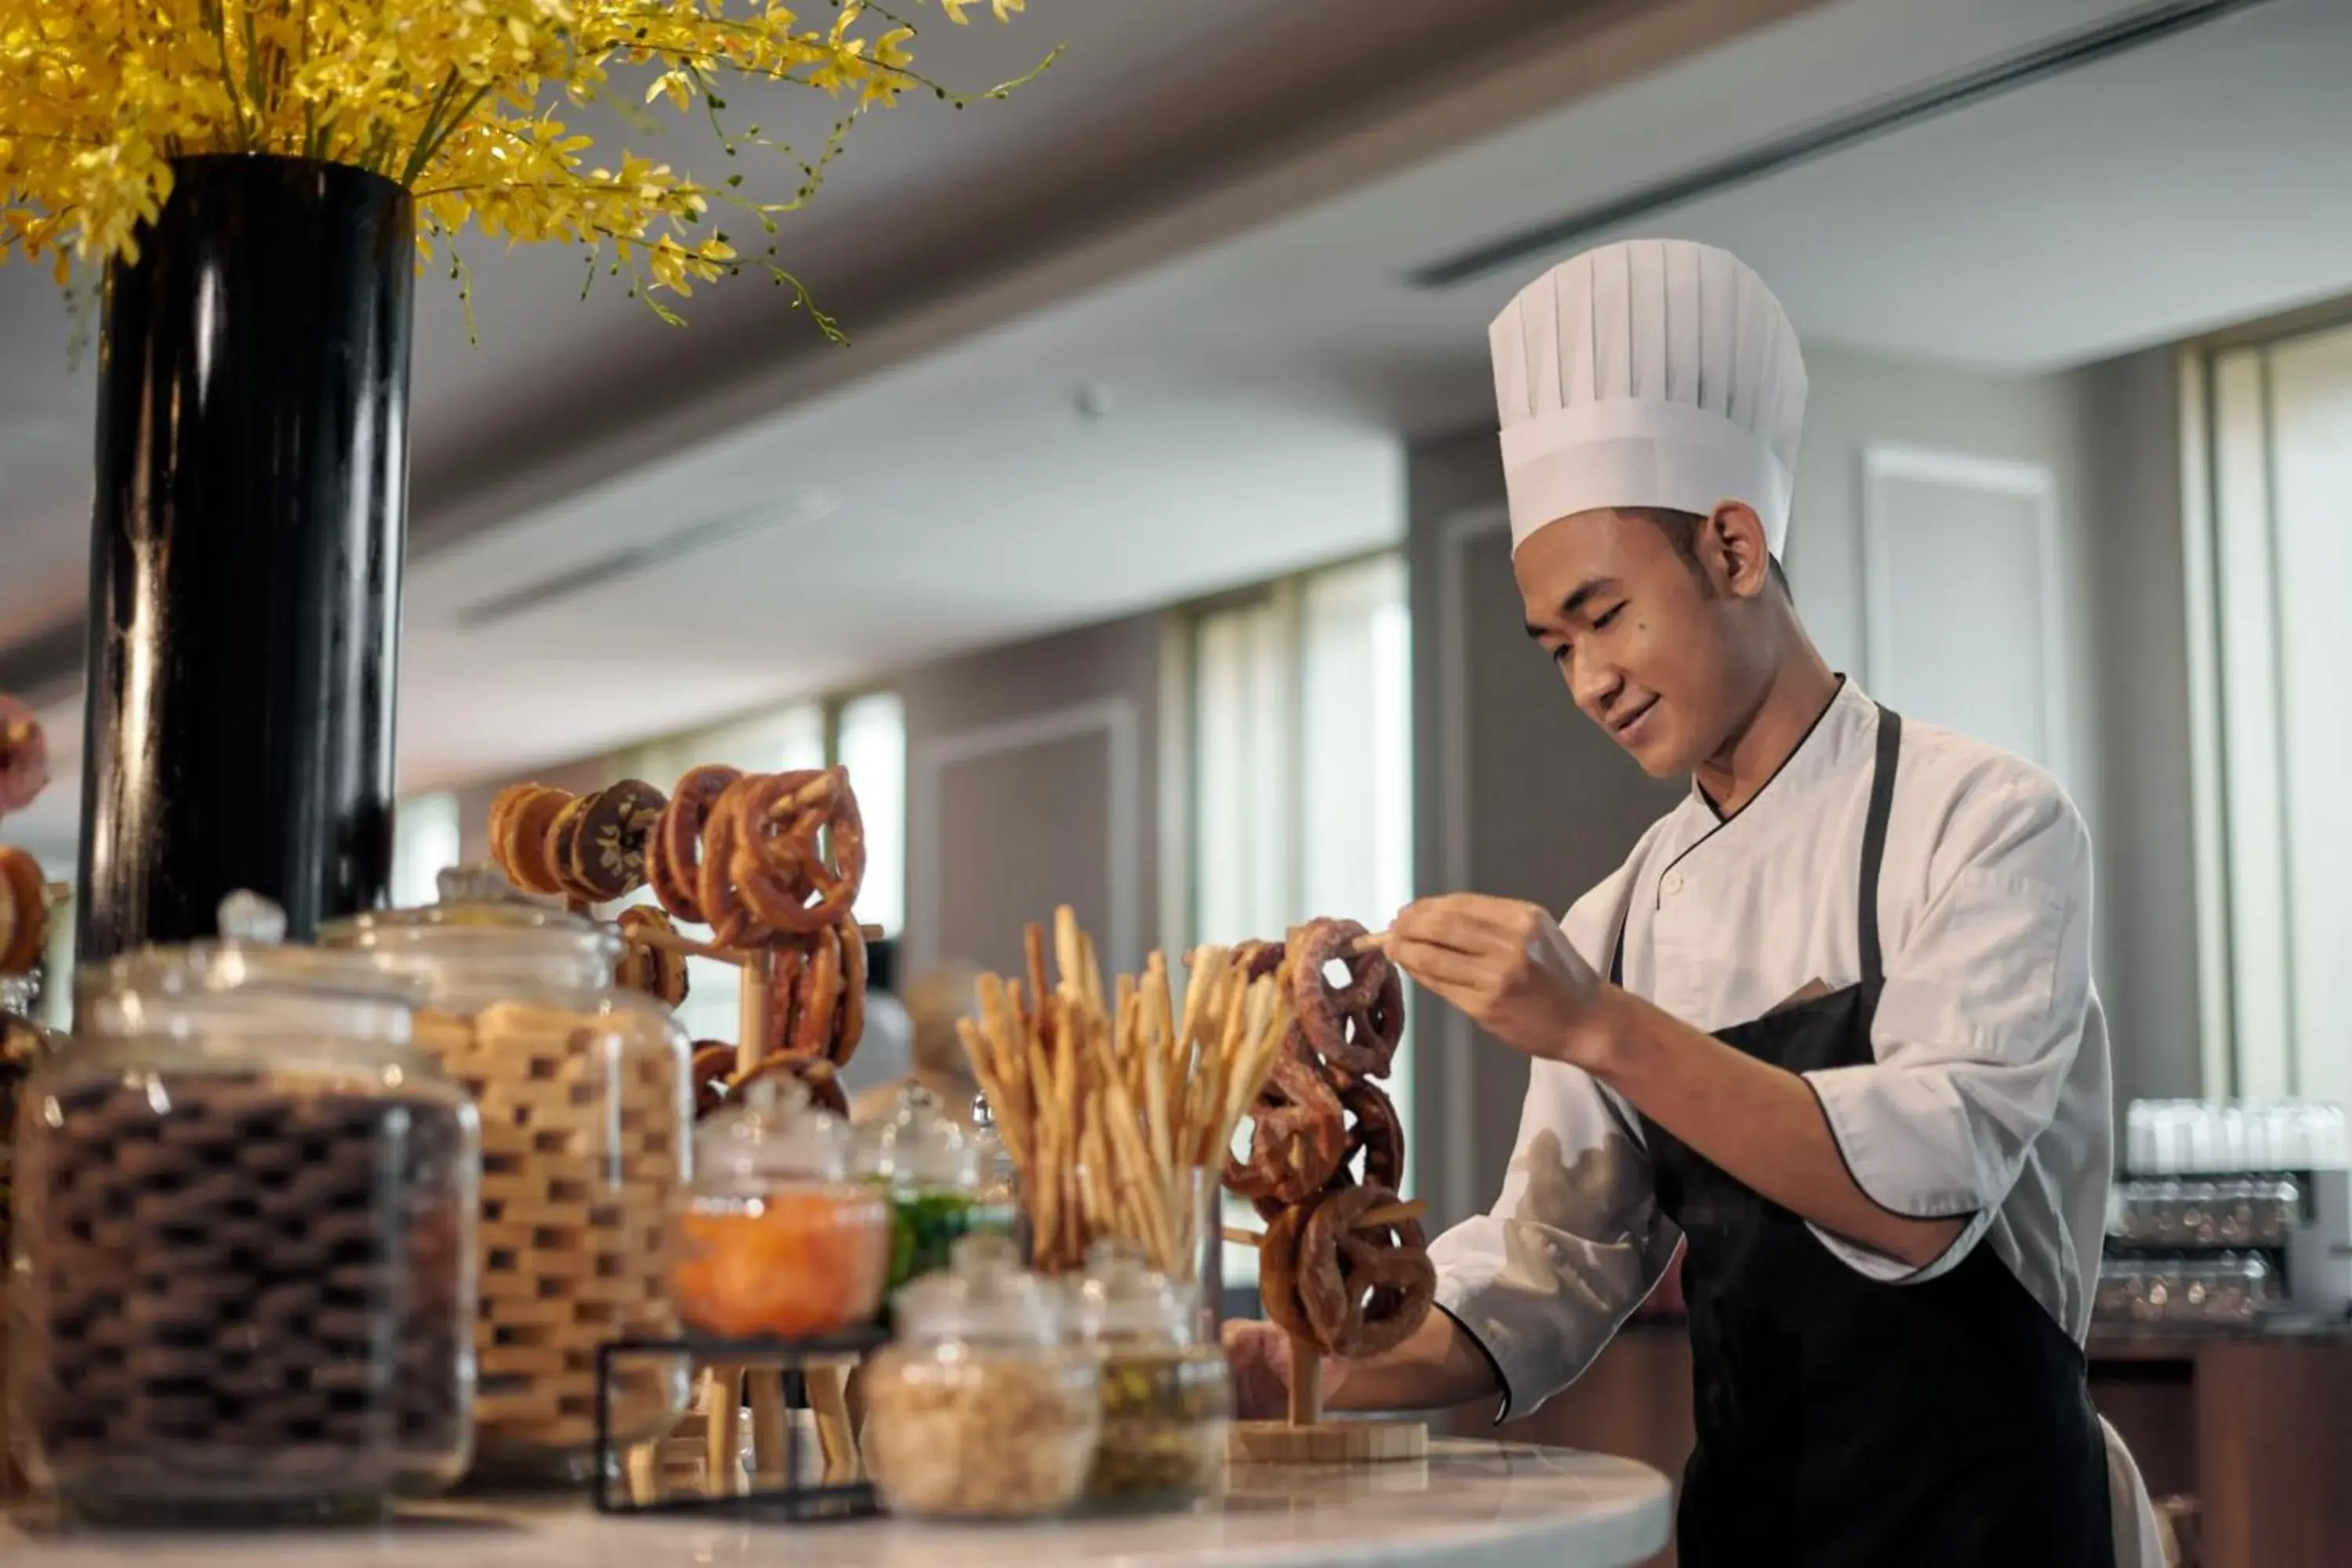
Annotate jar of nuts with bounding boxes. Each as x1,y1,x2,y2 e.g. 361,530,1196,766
320,866,691,1483
1068,1242,1232,1509
11,894,479,1525
862,1233,1100,1520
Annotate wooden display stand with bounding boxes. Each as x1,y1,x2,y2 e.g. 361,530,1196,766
686,942,864,1493
1229,1333,1428,1465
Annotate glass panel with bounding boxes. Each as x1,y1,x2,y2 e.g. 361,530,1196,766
837,691,907,937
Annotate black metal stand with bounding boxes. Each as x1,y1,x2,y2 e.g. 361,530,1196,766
593,1329,886,1521
78,153,413,960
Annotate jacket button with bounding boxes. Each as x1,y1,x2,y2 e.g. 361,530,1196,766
1662,869,1686,898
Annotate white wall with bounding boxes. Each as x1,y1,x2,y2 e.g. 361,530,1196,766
1786,341,2198,1105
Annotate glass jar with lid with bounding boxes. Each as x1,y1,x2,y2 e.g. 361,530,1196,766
857,1083,1009,1305
968,1092,1027,1259
10,894,477,1523
678,1076,887,1338
862,1233,1099,1519
1068,1240,1232,1508
320,865,691,1483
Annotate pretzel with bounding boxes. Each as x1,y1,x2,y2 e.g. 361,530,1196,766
1253,1201,1317,1345
1338,1076,1405,1194
646,765,742,926
833,916,866,1066
0,699,49,815
688,1043,736,1119
1290,917,1406,1079
1234,938,1288,984
1293,1182,1435,1360
695,778,773,949
614,906,689,1007
0,845,48,973
789,926,844,1062
725,768,866,936
1224,1054,1348,1208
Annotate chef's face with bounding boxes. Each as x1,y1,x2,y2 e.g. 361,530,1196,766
1515,504,1777,777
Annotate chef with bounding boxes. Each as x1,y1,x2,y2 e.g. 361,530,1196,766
1224,238,2161,1567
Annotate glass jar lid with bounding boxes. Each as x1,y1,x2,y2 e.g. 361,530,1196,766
78,892,426,1036
856,1083,978,1192
695,1075,853,1195
320,864,621,967
1069,1240,1195,1345
893,1233,1066,1347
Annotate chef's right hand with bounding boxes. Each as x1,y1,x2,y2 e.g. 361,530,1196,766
1222,1318,1347,1419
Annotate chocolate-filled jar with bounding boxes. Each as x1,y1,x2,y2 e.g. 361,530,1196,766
321,867,691,1484
10,895,479,1524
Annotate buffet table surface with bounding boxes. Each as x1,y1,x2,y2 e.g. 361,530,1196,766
0,1440,1672,1568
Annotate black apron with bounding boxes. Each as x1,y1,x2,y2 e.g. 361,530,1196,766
1611,706,2112,1568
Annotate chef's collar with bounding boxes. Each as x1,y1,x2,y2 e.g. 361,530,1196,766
1693,677,1867,822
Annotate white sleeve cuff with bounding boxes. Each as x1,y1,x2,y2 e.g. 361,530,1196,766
1806,1205,1993,1286
1804,1062,1994,1219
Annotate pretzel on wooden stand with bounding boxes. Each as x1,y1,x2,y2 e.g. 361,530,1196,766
1223,916,1436,1464
485,761,880,1494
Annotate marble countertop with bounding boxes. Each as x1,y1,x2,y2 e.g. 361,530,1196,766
2,1441,1672,1568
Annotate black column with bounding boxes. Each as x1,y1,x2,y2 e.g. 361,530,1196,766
78,154,413,960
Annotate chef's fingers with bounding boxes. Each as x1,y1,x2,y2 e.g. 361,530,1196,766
1388,934,1494,990
1392,896,1521,954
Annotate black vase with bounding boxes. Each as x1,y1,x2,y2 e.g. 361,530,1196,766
77,154,414,960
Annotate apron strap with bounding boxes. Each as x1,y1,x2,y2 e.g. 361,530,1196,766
1857,705,1902,986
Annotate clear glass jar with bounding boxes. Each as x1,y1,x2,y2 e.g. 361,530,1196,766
678,1077,887,1338
321,866,691,1483
11,895,477,1524
858,1084,1008,1306
1068,1241,1232,1509
863,1234,1099,1519
971,1092,1031,1263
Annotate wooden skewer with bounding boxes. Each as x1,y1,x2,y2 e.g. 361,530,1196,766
1287,1334,1324,1428
1221,1225,1264,1249
1352,1200,1428,1230
626,921,886,967
1351,929,1392,955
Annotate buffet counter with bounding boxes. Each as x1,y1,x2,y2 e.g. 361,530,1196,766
0,1441,1671,1568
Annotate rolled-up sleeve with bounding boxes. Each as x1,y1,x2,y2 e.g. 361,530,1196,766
1429,1061,1680,1418
1804,771,2093,1282
1427,866,1682,1419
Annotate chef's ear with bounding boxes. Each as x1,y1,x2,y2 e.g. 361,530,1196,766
1703,502,1774,601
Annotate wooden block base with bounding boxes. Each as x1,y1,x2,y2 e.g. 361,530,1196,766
1229,1418,1428,1465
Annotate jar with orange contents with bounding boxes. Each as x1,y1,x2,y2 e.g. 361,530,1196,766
678,1076,889,1338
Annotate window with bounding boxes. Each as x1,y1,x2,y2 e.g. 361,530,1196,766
389,792,461,911
2190,316,2352,1105
837,692,907,940
1187,552,1413,1285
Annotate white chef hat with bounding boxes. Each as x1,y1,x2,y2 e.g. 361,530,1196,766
1490,238,1806,557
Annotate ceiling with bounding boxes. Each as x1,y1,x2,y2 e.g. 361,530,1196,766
5,0,2350,869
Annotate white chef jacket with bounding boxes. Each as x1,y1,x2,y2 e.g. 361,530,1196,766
1427,681,2163,1565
